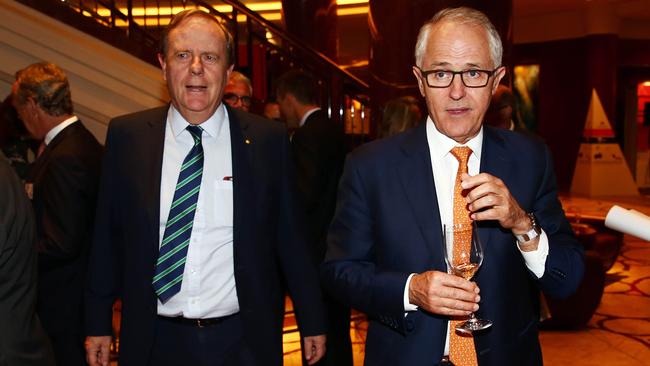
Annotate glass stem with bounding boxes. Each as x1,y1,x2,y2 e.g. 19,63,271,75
468,312,477,323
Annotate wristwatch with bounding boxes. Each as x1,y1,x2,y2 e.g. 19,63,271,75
515,212,542,243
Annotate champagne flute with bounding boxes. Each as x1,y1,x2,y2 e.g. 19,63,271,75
443,221,492,333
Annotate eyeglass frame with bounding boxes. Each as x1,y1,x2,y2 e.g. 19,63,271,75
223,92,252,106
415,66,503,88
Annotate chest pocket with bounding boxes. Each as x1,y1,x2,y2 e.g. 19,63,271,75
212,180,234,227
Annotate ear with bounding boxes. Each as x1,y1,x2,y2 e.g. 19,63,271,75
491,67,507,95
25,97,38,113
158,53,167,81
412,67,426,97
226,64,234,81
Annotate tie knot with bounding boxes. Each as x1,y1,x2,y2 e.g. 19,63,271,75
187,125,203,143
450,146,472,166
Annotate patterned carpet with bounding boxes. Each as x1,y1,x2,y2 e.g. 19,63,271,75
539,235,650,365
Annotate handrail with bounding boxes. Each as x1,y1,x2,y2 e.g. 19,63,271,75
21,0,371,138
214,0,368,90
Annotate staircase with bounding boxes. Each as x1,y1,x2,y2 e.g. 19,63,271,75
14,0,371,140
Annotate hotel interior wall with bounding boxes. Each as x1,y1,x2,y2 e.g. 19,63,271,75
513,1,650,191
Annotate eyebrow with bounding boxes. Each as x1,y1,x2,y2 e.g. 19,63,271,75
426,62,485,69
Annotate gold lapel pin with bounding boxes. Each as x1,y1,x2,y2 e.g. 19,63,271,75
245,138,251,145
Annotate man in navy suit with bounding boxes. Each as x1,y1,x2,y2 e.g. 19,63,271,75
85,10,326,366
322,7,584,366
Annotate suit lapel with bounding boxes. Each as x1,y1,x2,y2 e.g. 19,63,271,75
227,107,254,251
145,108,167,253
397,124,445,268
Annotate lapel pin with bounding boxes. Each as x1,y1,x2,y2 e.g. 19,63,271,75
245,138,251,145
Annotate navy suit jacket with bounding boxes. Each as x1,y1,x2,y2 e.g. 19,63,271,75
85,106,326,365
322,123,584,365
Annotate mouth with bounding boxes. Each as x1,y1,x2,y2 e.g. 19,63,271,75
446,107,470,116
186,85,207,92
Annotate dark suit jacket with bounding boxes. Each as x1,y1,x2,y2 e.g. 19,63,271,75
0,152,54,366
30,121,102,337
321,123,585,365
292,109,346,262
85,106,327,366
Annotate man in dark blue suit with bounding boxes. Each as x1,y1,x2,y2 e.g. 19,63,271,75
322,7,584,366
84,9,326,366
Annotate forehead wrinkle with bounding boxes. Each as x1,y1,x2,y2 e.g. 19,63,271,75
168,19,225,54
424,22,492,70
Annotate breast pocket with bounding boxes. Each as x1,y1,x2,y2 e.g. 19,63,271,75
213,180,234,227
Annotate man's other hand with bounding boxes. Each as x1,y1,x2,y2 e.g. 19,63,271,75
409,270,480,315
304,334,327,365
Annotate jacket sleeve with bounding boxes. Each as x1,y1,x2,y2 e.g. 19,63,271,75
276,131,328,337
534,145,585,299
84,122,122,337
321,154,410,333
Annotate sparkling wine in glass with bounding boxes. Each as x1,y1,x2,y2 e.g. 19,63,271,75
443,221,492,333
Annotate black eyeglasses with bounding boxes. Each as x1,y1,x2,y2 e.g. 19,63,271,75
415,66,500,88
223,93,252,106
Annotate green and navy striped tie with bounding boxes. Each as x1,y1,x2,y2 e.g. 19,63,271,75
153,125,204,303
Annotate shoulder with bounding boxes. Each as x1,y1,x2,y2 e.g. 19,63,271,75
485,126,547,156
303,110,336,131
229,107,287,139
105,106,168,143
109,106,168,131
347,127,418,168
67,122,101,147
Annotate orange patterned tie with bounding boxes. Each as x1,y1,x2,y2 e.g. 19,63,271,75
448,146,478,366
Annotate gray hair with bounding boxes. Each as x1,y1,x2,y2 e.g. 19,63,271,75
14,62,73,116
228,71,253,95
414,7,503,69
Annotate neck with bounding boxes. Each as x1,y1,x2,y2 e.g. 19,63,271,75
296,104,319,122
42,113,74,137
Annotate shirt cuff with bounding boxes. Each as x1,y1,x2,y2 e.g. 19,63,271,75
403,273,419,312
517,229,549,278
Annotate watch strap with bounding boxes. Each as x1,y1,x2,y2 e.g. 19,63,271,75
515,212,541,243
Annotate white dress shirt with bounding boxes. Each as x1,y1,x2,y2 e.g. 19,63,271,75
44,115,78,145
157,104,239,318
403,117,549,354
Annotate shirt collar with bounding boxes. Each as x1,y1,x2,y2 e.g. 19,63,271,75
299,107,320,128
425,115,483,163
44,115,78,145
168,103,227,139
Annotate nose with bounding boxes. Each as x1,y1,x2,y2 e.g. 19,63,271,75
190,55,204,76
448,74,466,101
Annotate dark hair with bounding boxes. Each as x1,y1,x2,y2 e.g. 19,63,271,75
14,62,73,116
159,9,235,66
275,70,319,105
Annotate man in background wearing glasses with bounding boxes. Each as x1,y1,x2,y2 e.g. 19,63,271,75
321,7,584,366
223,71,253,112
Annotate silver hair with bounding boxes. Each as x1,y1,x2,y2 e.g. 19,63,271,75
414,7,503,69
228,71,253,95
